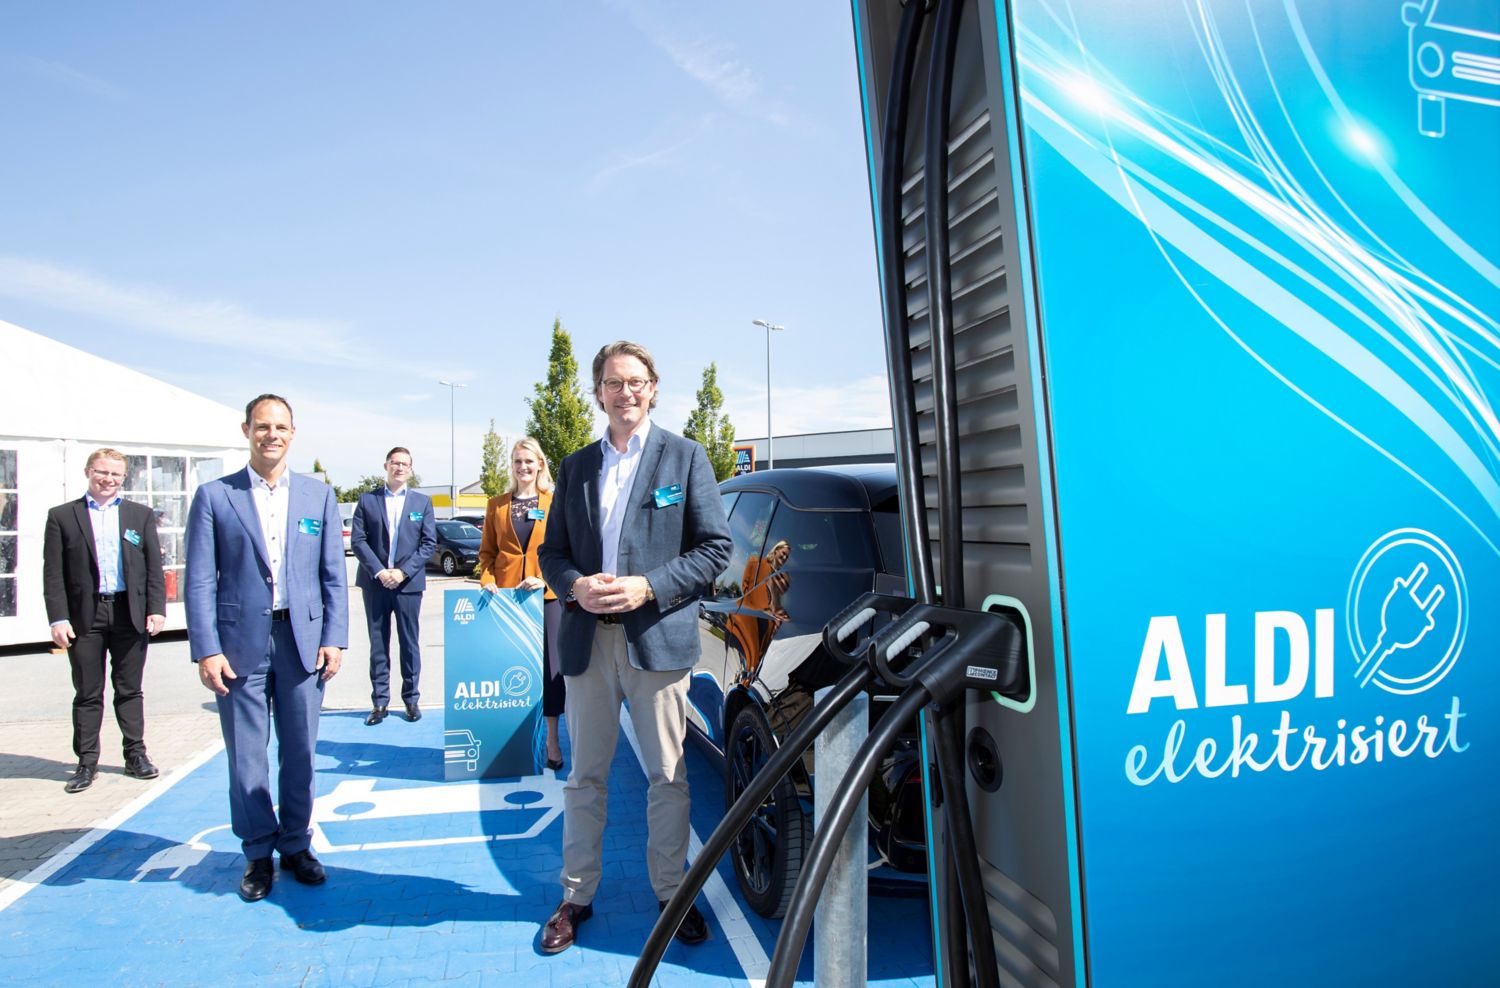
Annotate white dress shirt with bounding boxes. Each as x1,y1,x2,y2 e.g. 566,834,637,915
383,486,407,570
249,467,290,610
598,418,651,576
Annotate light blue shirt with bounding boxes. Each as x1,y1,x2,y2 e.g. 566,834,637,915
383,486,408,569
597,418,651,576
86,493,126,594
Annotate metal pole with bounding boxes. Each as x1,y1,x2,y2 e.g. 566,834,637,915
813,684,869,988
752,320,784,470
439,380,466,517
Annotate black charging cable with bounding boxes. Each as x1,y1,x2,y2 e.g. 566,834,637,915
766,603,1024,988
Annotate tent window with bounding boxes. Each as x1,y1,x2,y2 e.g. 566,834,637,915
0,449,16,617
123,454,189,604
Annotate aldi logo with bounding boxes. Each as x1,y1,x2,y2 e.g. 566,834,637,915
453,597,476,625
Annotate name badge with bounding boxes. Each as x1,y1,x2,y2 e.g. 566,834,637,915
409,511,424,522
527,508,546,521
653,484,685,508
298,517,323,536
123,528,142,546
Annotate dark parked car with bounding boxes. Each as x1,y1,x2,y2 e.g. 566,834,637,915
687,464,924,918
428,520,482,576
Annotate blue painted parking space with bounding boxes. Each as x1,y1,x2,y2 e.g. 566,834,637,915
0,710,935,987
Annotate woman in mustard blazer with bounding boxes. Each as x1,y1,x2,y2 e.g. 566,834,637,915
477,436,564,770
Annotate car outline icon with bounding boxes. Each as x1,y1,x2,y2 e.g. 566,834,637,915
1402,0,1500,136
445,729,481,772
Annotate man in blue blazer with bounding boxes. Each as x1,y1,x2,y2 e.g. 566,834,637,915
537,341,732,953
350,446,437,724
185,393,347,903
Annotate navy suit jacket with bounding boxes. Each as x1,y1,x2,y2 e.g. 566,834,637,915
184,468,348,674
539,424,731,674
351,487,437,592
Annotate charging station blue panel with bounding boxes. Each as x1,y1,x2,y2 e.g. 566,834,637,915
1009,1,1499,982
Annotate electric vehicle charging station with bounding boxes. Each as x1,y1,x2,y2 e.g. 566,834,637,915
845,0,1498,985
637,2,1496,985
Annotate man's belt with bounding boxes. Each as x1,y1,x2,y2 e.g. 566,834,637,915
96,592,119,602
597,613,622,625
271,609,291,622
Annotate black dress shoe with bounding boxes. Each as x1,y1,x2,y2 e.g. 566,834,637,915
659,899,710,945
404,702,422,722
63,764,97,794
124,753,159,780
366,707,387,725
540,901,592,954
239,857,274,901
280,849,326,885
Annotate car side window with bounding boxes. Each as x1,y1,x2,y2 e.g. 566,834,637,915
716,491,775,598
763,507,878,579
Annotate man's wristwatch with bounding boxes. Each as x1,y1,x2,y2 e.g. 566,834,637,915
643,580,655,602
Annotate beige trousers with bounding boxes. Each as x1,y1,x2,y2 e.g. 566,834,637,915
560,622,691,904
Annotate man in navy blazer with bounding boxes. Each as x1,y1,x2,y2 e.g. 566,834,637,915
350,446,437,724
536,340,732,953
185,393,347,903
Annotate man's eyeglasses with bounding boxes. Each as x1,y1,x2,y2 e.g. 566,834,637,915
601,377,653,394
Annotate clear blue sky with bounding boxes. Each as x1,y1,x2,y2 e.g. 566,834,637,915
0,1,891,487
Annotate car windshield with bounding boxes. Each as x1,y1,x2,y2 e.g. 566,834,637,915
439,521,480,539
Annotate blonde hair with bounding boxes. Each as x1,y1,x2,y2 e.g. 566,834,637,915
85,448,128,471
508,436,555,494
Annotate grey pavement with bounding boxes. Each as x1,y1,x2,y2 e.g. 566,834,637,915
0,556,477,895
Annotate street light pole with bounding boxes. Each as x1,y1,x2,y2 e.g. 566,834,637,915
438,380,466,517
752,319,784,470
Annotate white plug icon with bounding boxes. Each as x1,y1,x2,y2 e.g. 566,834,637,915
1354,562,1445,688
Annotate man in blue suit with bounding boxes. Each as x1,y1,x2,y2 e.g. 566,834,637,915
185,393,347,903
537,340,732,953
350,446,437,724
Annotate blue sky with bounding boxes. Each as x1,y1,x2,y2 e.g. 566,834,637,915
0,1,890,487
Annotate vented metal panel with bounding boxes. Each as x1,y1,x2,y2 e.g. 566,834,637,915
854,1,1082,984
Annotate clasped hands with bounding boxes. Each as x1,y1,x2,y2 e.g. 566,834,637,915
573,573,652,614
197,646,342,695
376,567,406,590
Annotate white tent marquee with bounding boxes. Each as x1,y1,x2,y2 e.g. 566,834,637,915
0,319,246,645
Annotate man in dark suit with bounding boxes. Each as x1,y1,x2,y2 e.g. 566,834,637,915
185,394,347,903
43,447,167,793
536,340,732,953
350,446,437,724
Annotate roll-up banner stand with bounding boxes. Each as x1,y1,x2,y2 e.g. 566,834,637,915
443,588,544,781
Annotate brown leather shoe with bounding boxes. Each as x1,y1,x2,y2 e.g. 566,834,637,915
540,901,593,954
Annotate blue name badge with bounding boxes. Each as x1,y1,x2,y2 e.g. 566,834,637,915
653,484,685,508
123,528,142,546
409,511,424,522
298,517,322,536
527,508,546,521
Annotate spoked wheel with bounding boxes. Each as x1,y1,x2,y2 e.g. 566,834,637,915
726,703,808,918
441,552,457,575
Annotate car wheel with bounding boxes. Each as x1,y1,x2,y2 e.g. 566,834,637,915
441,552,457,575
726,703,808,918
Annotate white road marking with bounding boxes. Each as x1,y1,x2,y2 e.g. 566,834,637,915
621,707,770,988
0,739,224,912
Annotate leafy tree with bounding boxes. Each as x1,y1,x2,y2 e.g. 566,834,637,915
479,419,509,497
337,470,420,502
684,362,737,481
311,457,331,487
524,317,596,474
336,475,384,502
